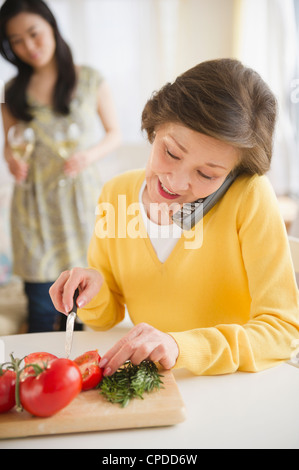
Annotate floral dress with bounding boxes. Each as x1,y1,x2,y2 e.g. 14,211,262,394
10,66,104,282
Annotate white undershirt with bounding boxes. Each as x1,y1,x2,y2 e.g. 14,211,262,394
139,181,182,263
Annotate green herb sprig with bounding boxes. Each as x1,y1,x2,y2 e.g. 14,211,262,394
98,360,164,408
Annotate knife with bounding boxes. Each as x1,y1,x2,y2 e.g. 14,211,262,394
65,288,79,359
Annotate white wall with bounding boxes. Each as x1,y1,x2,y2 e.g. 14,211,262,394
0,0,236,182
48,0,235,145
176,0,235,74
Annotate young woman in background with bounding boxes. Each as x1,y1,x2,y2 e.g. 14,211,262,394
0,0,121,332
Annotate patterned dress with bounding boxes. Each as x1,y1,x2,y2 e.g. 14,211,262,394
10,66,104,282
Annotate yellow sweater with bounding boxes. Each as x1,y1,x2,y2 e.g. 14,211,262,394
78,169,299,375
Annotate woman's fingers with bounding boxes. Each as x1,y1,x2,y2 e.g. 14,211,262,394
74,268,104,308
49,271,71,313
99,323,179,376
64,151,89,176
61,268,88,312
8,158,28,182
99,324,144,372
49,268,103,314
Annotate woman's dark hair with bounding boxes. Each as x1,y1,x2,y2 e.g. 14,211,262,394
141,58,278,176
0,0,77,121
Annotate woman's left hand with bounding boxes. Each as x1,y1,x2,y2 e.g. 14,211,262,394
99,322,179,376
63,150,92,177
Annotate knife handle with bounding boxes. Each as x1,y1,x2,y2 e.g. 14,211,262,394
70,288,79,314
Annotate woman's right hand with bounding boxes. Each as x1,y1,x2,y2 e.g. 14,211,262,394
7,155,29,182
49,267,104,315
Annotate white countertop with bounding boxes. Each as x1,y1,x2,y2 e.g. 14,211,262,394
0,328,298,449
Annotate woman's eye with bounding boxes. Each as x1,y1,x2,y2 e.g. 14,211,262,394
11,39,22,46
166,149,180,160
197,170,213,180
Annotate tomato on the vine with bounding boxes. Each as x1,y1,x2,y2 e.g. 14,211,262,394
0,369,16,413
20,358,82,417
0,349,104,417
22,352,58,378
74,350,103,391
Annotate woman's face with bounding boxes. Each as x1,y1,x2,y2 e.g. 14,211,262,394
6,12,56,69
144,123,240,207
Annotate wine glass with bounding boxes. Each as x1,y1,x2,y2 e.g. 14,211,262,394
8,123,35,188
54,122,80,187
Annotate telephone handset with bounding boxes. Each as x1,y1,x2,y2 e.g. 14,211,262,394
172,172,237,230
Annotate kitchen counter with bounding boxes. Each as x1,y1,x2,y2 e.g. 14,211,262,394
0,327,298,449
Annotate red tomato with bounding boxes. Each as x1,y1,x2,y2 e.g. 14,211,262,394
20,358,82,417
0,369,16,413
24,352,57,365
22,352,58,379
74,350,103,391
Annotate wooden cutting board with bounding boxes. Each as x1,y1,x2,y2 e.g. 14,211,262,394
0,369,186,439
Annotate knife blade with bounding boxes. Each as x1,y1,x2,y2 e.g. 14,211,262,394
65,288,79,359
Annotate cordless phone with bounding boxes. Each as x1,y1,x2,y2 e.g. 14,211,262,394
172,172,237,230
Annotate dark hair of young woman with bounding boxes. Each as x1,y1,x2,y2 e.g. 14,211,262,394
0,0,77,121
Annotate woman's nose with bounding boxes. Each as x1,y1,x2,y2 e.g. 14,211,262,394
166,173,190,193
24,38,36,53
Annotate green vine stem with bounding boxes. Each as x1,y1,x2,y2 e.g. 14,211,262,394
0,353,46,413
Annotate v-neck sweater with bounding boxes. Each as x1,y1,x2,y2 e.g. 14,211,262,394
78,169,299,375
138,180,182,262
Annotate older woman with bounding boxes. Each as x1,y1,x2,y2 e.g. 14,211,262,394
50,58,299,376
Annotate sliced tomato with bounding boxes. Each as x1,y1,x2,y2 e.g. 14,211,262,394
20,358,82,417
24,352,58,365
74,350,103,391
0,369,16,413
22,352,58,378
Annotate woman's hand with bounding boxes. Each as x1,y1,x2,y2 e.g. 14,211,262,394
1,106,28,183
99,322,179,376
63,79,122,178
63,150,92,177
7,154,29,182
49,267,103,315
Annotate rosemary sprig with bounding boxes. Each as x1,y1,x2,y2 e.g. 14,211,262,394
98,360,164,408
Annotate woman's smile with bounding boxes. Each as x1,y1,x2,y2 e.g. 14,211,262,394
158,178,181,199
